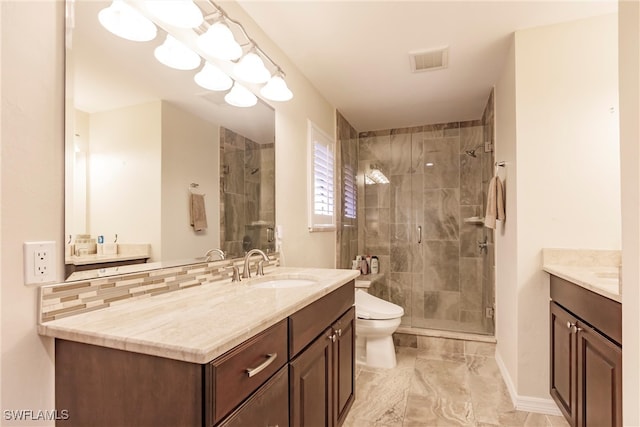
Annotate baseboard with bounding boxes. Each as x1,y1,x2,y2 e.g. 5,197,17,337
494,350,563,417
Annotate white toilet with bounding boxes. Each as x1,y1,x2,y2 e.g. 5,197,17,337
354,280,405,369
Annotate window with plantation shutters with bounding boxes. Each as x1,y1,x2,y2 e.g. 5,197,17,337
308,121,336,231
344,164,356,219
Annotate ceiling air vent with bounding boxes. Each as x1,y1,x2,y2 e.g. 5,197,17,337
409,47,449,73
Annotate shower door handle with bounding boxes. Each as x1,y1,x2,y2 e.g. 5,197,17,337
417,226,422,244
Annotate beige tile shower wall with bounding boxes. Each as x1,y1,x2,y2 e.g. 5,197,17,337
39,255,280,323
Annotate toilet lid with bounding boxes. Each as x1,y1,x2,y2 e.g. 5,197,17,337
355,289,404,320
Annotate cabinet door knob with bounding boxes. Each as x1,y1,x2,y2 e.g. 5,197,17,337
566,321,582,334
567,322,573,329
245,353,277,378
328,334,336,342
336,328,342,337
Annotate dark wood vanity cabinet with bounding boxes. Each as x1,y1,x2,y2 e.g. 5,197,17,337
289,306,355,427
289,281,355,427
55,280,356,427
550,275,622,427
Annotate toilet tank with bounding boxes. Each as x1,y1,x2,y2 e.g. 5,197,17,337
354,279,371,293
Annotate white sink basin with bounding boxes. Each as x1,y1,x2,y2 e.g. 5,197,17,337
253,278,318,289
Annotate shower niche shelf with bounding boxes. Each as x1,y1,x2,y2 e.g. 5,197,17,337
463,216,485,225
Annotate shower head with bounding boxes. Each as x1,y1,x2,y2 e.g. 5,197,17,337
464,143,485,158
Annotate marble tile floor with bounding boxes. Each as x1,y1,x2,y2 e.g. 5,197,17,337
344,338,570,427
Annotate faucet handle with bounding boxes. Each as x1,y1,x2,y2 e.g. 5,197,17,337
229,266,241,282
257,260,265,276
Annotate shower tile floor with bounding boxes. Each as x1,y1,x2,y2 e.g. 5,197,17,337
344,338,570,427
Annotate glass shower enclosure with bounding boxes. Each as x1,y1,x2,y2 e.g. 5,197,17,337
358,120,495,336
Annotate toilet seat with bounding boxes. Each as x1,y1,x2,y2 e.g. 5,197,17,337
355,289,404,320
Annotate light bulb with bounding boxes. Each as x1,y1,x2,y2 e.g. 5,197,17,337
224,83,257,108
194,62,233,91
196,21,242,61
146,0,203,28
260,75,293,101
234,52,271,84
154,34,201,70
98,0,157,42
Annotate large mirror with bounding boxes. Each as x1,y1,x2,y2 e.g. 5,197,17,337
64,0,276,280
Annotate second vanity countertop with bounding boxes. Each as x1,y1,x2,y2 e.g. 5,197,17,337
38,267,360,364
542,248,621,303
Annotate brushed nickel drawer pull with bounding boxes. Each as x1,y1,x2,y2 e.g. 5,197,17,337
246,353,277,378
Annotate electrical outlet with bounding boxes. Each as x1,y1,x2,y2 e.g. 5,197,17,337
24,241,56,285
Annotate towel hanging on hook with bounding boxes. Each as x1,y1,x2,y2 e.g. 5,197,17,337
189,182,205,196
485,172,505,229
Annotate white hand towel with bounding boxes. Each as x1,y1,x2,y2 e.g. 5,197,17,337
484,176,505,229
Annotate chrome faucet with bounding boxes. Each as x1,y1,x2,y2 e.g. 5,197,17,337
204,248,225,262
242,249,270,279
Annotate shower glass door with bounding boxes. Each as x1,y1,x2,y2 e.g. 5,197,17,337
361,122,494,336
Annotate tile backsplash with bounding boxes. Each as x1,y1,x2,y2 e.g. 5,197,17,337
39,254,280,323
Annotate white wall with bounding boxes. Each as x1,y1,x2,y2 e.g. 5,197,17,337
89,101,162,259
494,34,519,398
619,0,640,424
68,109,90,237
1,1,64,424
495,13,621,406
161,101,220,261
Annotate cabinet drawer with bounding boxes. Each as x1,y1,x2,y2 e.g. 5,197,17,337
208,319,288,424
550,275,621,345
289,281,355,358
218,366,289,427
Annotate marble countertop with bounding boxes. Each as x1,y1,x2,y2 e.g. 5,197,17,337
38,267,360,364
542,248,621,303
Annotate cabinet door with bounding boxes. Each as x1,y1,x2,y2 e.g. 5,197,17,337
576,322,622,427
290,326,333,427
332,306,355,427
550,302,577,426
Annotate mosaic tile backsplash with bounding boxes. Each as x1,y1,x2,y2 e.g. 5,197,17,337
39,254,280,324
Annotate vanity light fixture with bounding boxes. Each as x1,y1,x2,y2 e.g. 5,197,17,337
154,34,201,70
260,72,293,102
234,50,271,84
196,20,243,61
98,0,157,42
194,62,233,91
224,82,258,108
99,0,294,107
146,0,203,28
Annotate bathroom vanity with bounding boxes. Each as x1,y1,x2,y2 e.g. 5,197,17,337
39,264,358,427
544,250,622,427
